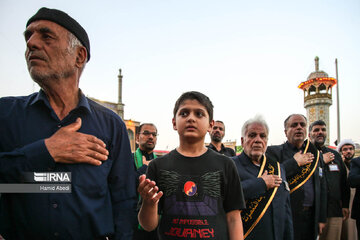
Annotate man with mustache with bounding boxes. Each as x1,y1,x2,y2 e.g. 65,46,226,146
208,120,236,157
308,120,350,240
266,114,327,240
232,116,293,240
0,7,136,239
133,123,158,240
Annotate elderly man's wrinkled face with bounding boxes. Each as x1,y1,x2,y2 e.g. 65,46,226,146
24,20,77,85
242,123,268,162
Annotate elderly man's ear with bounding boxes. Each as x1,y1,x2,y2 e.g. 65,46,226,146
75,46,87,67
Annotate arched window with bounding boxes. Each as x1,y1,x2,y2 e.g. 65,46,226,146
319,83,327,94
309,85,316,95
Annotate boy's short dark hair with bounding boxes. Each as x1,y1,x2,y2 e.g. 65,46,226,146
173,91,214,121
309,120,326,132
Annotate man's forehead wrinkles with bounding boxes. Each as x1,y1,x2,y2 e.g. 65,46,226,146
39,27,54,34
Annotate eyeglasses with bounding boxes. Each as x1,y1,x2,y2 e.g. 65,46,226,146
140,131,158,137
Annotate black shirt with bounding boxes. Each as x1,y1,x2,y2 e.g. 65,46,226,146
207,143,236,157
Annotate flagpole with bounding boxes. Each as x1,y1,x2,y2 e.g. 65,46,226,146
335,58,340,144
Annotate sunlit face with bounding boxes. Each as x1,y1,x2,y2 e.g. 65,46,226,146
210,121,225,143
309,124,327,147
340,144,355,161
24,20,77,85
172,99,213,143
137,124,157,153
242,123,268,162
285,115,307,146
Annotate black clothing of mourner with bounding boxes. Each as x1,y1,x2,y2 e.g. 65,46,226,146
266,141,327,240
207,143,236,157
349,157,360,239
232,152,294,240
318,146,350,218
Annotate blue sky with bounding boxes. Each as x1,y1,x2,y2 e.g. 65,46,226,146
1,0,359,150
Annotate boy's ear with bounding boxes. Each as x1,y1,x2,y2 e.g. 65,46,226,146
172,118,177,130
208,120,215,132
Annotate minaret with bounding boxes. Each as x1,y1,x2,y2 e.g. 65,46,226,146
117,69,125,119
298,57,337,146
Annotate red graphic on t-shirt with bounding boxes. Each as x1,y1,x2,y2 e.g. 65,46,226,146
184,181,197,196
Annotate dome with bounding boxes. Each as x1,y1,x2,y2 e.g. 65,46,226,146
307,70,328,80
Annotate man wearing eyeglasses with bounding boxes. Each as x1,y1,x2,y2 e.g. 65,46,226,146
133,123,158,240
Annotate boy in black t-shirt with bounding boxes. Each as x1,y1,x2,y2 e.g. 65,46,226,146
138,91,245,240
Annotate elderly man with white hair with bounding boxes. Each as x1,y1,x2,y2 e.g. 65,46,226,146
232,115,293,240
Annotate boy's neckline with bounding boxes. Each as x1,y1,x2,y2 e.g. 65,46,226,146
176,146,208,157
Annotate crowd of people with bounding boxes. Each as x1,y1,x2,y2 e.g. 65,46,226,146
0,7,359,240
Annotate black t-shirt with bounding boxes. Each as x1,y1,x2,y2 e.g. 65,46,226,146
146,149,245,240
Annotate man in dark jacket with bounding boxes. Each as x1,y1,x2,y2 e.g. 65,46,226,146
266,114,327,240
232,115,293,240
349,156,360,239
308,120,350,240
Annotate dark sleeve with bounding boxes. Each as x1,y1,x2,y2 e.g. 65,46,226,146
281,158,301,177
241,178,267,199
223,158,246,212
108,120,137,240
137,165,148,176
231,155,265,200
135,164,148,188
266,145,301,178
0,140,56,183
349,157,360,188
319,155,327,223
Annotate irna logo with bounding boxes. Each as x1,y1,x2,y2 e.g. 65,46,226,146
34,172,71,182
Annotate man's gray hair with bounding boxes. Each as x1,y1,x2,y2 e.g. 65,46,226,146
241,115,269,138
68,32,86,72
